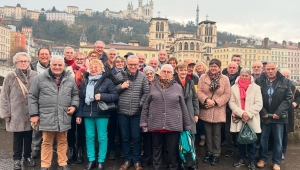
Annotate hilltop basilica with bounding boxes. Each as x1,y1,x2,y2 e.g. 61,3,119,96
104,0,153,22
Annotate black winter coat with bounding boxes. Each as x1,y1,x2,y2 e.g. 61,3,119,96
286,84,300,132
255,72,292,124
77,73,119,118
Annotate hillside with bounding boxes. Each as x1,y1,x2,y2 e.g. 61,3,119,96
18,15,248,47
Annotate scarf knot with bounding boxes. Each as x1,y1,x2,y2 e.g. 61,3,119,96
238,78,251,110
85,74,102,105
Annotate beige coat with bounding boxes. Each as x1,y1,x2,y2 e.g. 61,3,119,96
198,73,231,123
228,77,263,133
65,66,75,77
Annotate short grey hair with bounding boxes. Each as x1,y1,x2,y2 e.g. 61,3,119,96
50,55,65,65
127,55,139,61
94,41,105,46
240,68,251,76
161,64,174,74
13,52,32,64
64,46,74,54
281,68,291,75
113,55,126,66
108,48,117,53
266,61,278,68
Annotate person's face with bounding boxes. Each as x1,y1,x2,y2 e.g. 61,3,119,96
196,63,204,73
108,51,117,62
265,63,277,80
127,58,139,75
145,70,154,83
64,48,74,60
88,52,98,61
187,64,195,75
160,67,173,79
240,72,251,81
252,63,262,75
94,43,105,54
89,64,103,76
149,60,158,70
158,51,167,62
15,55,30,70
168,60,177,70
262,64,267,72
38,49,50,65
50,60,65,76
74,55,86,67
232,56,241,66
227,63,238,75
115,58,125,70
281,71,290,79
209,63,220,74
138,55,146,67
177,67,187,79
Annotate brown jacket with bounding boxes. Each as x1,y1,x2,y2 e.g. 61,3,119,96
198,73,231,123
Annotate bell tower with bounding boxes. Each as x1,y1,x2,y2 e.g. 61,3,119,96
149,17,169,51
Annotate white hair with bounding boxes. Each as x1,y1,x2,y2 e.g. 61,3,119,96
281,68,291,74
13,52,32,64
108,48,117,53
127,55,139,60
240,68,251,75
63,46,74,54
161,64,174,74
94,41,105,46
50,55,65,65
266,61,278,68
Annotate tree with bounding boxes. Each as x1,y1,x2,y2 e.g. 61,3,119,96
51,6,57,12
38,13,47,22
20,16,34,27
186,21,195,27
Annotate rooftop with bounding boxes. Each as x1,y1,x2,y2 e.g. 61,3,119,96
199,20,216,25
82,43,158,51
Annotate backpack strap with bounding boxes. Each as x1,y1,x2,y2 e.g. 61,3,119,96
13,72,28,98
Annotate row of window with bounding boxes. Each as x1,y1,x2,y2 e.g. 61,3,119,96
0,29,10,36
155,33,164,39
215,49,269,53
155,22,164,32
178,42,200,51
205,37,213,43
288,64,300,68
0,44,9,52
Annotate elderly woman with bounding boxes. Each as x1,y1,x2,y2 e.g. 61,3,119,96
198,59,231,166
143,66,156,85
140,64,191,170
174,62,199,169
65,52,88,164
229,68,263,170
193,61,207,78
167,57,178,70
76,60,119,170
0,52,38,169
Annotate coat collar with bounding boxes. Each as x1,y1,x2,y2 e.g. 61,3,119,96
15,67,32,84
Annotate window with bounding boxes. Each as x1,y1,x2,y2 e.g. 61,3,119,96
205,37,207,42
196,43,199,50
179,42,182,50
190,42,194,50
159,33,161,38
162,34,164,39
184,42,188,50
160,22,164,31
156,33,158,38
156,22,159,31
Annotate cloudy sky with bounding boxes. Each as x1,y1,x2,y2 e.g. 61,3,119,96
1,0,299,42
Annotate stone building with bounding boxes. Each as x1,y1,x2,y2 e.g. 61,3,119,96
0,24,10,66
0,4,39,20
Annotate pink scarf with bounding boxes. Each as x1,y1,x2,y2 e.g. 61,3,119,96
238,78,251,110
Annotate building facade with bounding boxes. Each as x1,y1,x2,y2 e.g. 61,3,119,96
104,0,154,22
10,32,26,65
0,24,10,65
67,6,79,15
45,11,75,25
0,4,39,20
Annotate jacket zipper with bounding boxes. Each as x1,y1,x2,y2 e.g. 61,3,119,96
90,102,93,116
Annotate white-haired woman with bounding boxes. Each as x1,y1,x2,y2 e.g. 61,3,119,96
229,68,263,170
0,52,38,169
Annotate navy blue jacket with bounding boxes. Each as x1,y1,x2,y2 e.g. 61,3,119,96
77,72,119,118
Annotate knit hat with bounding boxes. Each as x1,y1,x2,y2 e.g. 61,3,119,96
143,66,155,74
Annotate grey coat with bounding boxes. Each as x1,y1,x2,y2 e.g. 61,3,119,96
0,68,38,132
140,80,191,132
28,69,79,132
115,70,149,116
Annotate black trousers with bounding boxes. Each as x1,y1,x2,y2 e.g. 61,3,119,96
13,130,32,160
107,110,122,151
68,114,85,148
142,132,152,163
152,132,179,170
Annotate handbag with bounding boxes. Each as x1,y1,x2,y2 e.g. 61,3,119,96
97,101,118,114
237,122,258,145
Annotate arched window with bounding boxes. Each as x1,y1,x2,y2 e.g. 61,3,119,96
190,42,195,50
156,33,158,38
196,43,200,50
160,22,164,31
156,22,159,31
179,42,182,50
184,42,188,50
162,34,164,38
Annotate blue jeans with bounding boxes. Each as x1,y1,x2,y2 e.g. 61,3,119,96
259,123,284,165
238,142,256,161
84,117,109,162
118,114,141,163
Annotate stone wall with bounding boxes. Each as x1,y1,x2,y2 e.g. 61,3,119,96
289,109,300,144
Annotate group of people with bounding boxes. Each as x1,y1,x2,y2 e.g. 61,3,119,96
0,40,298,170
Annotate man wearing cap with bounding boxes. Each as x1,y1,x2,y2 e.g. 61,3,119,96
184,59,199,84
158,50,168,69
137,54,146,72
124,52,134,60
94,41,108,63
222,55,242,75
252,61,263,80
261,60,268,72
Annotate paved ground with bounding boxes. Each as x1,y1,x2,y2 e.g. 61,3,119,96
1,122,300,170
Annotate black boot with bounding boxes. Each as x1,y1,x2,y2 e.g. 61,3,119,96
67,147,76,164
77,147,84,164
97,162,104,170
84,161,96,170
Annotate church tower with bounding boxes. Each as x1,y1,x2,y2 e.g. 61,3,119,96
80,30,87,46
149,17,169,51
139,0,143,7
196,5,199,25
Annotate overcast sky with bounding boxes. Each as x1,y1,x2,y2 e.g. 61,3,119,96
1,0,299,42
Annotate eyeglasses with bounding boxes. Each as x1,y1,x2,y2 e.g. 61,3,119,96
146,72,154,76
90,66,101,70
116,60,124,64
127,64,138,67
17,60,29,63
161,70,172,74
75,58,85,61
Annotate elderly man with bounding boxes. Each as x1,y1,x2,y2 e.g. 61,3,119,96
184,59,199,84
222,55,242,75
252,61,263,80
94,41,108,63
255,62,292,170
261,60,268,72
137,54,146,72
28,56,79,170
115,55,149,170
64,47,75,67
148,57,160,75
30,47,52,159
223,62,239,157
280,69,300,160
104,48,117,73
158,50,168,68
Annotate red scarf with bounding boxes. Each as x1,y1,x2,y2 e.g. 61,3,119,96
238,78,251,110
64,57,74,66
72,64,87,88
